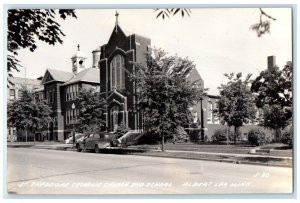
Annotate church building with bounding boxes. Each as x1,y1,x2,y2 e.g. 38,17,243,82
98,12,151,133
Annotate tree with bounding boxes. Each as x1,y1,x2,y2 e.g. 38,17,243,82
132,48,205,151
251,62,292,140
155,8,191,19
216,73,257,144
76,88,106,134
251,8,276,37
7,88,51,143
155,8,277,38
7,9,77,77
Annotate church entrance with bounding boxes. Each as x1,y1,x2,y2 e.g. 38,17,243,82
48,121,54,140
110,106,120,132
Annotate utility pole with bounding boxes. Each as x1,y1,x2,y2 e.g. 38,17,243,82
72,103,76,148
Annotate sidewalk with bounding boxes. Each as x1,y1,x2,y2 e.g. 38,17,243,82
7,142,292,167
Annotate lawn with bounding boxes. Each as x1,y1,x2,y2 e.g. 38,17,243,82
129,142,291,156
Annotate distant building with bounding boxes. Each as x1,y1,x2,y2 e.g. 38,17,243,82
7,77,43,141
7,77,42,101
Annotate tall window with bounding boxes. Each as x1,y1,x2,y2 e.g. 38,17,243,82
17,90,22,99
110,54,125,90
207,101,213,124
214,101,220,124
9,89,15,100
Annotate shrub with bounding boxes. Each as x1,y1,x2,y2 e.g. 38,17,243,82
248,128,271,146
137,131,161,144
173,126,188,143
211,129,233,143
188,129,201,143
280,130,293,147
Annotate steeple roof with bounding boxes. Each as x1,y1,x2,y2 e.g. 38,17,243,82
71,44,87,59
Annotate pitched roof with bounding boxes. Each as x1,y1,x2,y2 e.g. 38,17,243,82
43,68,73,83
186,68,203,84
63,68,100,86
9,77,41,86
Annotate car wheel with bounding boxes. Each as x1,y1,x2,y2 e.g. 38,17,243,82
95,145,100,153
76,144,82,152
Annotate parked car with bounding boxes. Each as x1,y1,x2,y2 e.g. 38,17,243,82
65,133,85,144
75,132,119,153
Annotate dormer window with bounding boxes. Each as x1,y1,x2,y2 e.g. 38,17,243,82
110,54,125,90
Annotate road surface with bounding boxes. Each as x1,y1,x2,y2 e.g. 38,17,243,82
6,148,293,195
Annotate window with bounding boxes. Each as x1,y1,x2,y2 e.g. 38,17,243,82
38,92,43,102
53,117,58,127
110,54,125,90
68,110,71,124
71,85,74,99
9,89,15,100
17,90,22,99
207,101,213,124
214,101,220,124
53,90,55,102
49,90,52,103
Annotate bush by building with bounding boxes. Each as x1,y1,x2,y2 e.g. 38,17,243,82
280,129,293,147
188,129,201,143
248,128,271,146
211,128,234,143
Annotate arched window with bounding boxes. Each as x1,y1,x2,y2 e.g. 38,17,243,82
214,101,220,124
110,55,125,90
207,101,213,124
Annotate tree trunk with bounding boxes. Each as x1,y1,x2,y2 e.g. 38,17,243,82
275,128,281,142
226,125,229,145
233,126,238,144
25,130,28,142
161,132,165,152
33,131,36,145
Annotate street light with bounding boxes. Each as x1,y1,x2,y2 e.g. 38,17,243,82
71,103,76,148
200,97,205,142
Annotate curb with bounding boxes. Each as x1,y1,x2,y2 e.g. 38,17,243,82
129,152,292,168
8,145,292,168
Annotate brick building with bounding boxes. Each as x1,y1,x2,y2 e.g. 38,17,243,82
34,48,100,142
7,77,43,141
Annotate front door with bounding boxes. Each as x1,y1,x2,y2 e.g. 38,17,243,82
110,106,119,132
49,122,54,140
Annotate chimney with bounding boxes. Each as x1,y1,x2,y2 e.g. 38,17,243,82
267,55,276,70
92,47,101,68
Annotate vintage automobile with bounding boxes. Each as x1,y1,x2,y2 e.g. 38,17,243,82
75,132,119,153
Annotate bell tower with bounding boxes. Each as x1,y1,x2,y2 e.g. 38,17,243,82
71,44,87,74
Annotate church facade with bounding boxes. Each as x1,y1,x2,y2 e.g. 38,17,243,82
98,22,151,132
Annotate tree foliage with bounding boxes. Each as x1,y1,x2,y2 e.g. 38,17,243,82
251,62,292,138
76,87,106,134
216,73,257,144
155,8,191,19
7,9,77,74
251,8,276,37
132,48,205,151
7,88,52,142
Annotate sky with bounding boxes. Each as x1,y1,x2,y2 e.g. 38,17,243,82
12,8,292,95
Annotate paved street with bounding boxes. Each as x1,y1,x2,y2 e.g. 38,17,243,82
6,148,293,195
